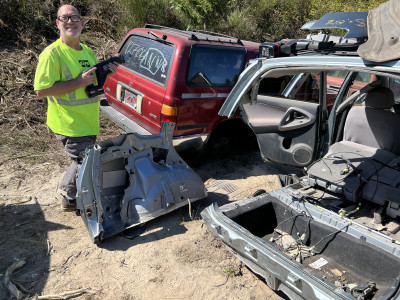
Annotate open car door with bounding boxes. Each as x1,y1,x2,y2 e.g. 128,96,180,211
241,92,319,167
220,61,330,167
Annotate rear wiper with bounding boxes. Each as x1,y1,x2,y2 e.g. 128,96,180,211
148,31,169,43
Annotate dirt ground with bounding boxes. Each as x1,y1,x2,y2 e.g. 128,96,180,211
0,137,294,300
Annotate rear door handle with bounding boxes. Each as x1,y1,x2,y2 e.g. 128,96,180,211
278,107,316,131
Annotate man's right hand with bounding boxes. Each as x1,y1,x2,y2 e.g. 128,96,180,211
78,67,97,87
35,67,98,98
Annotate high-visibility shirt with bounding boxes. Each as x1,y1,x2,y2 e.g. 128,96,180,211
34,38,99,137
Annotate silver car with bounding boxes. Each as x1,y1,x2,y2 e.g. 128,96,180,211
202,2,400,299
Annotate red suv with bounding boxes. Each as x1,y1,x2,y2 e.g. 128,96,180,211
101,25,259,153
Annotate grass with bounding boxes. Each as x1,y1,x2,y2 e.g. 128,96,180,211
223,264,242,278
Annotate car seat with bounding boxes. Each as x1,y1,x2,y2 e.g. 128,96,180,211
307,87,400,212
343,87,400,155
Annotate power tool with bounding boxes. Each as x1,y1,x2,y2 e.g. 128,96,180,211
86,54,131,98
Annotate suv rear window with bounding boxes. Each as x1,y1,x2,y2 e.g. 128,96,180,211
119,35,174,85
187,45,246,87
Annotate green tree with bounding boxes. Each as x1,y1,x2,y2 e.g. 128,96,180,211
310,0,386,19
0,0,391,47
170,0,229,30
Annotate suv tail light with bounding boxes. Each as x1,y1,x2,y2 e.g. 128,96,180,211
161,104,177,123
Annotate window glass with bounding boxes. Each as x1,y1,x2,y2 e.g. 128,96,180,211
389,78,400,104
119,35,174,85
258,76,293,96
258,71,354,107
348,72,373,96
326,70,348,80
259,73,320,103
326,70,349,105
293,72,320,102
187,45,246,87
354,72,372,84
326,71,373,104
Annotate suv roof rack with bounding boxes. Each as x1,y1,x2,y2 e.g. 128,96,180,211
259,11,369,59
259,38,363,59
144,24,243,45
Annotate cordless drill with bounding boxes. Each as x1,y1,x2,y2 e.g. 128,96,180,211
86,54,131,98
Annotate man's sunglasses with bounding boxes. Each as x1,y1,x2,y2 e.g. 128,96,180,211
57,15,81,22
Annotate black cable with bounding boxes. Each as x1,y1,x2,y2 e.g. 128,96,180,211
300,195,317,218
303,186,329,204
272,198,314,247
310,222,351,255
271,214,300,242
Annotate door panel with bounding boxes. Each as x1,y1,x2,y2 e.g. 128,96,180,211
242,95,319,167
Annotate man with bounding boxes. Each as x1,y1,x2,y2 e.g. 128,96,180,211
34,4,118,210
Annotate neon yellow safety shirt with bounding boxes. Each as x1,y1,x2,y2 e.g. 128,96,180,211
34,38,99,137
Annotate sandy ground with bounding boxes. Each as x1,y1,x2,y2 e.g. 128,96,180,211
0,144,295,300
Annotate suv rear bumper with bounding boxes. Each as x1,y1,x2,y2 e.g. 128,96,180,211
100,98,152,136
100,98,209,152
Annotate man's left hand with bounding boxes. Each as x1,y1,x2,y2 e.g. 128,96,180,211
108,62,119,75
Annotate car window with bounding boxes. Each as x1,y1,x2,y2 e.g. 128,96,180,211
187,45,246,87
292,72,320,102
326,71,374,105
389,77,400,104
258,75,294,96
119,35,174,85
258,71,369,107
258,73,321,103
348,72,373,98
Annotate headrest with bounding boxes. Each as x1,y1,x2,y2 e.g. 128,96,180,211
365,87,394,109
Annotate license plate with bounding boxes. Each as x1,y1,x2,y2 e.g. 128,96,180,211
123,89,143,114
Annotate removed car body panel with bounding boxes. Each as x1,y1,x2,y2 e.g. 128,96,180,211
77,122,207,243
358,0,400,62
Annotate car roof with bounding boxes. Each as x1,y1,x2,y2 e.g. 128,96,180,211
262,55,400,71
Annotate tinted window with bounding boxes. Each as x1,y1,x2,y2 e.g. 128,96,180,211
187,45,246,87
258,76,293,96
259,73,320,103
120,35,174,85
